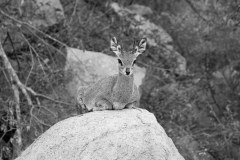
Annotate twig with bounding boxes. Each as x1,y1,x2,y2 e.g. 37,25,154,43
184,0,208,22
0,34,73,106
2,31,21,71
40,106,58,118
207,102,222,124
0,9,68,48
204,52,223,114
1,69,11,86
32,115,51,127
24,41,34,86
26,87,73,106
69,0,79,24
21,32,46,75
23,26,67,59
2,31,9,46
92,8,112,21
1,41,68,155
29,105,51,127
7,31,21,71
20,29,64,98
19,24,88,87
82,5,96,27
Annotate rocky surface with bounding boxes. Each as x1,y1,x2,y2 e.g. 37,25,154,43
15,109,185,160
64,47,146,97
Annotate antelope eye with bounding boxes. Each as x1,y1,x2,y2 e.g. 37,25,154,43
118,59,123,66
132,60,136,65
117,45,121,51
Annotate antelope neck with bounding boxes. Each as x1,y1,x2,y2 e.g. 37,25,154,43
114,72,134,96
117,72,133,86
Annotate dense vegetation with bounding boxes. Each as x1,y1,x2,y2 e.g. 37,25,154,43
0,0,240,159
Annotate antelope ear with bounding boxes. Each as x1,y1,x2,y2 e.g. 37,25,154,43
134,38,147,56
110,37,121,57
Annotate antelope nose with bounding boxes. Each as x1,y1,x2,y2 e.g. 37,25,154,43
126,68,130,75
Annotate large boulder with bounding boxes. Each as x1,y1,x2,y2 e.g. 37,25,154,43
16,109,185,160
65,47,146,97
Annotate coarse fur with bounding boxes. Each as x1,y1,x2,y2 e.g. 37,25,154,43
77,37,147,111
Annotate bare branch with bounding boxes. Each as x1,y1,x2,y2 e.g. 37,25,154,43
26,86,73,106
6,31,21,71
184,0,208,22
0,9,68,47
21,33,46,75
29,105,51,128
12,84,22,156
24,42,35,86
22,27,67,58
0,40,23,156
